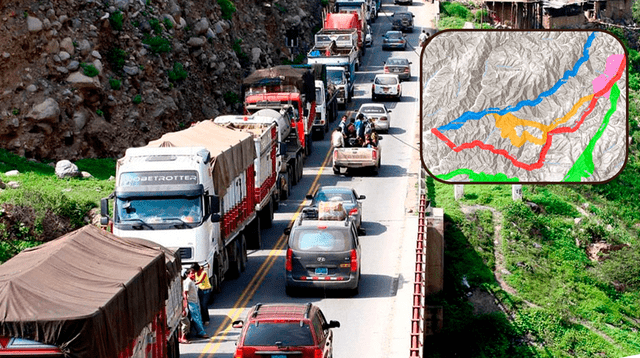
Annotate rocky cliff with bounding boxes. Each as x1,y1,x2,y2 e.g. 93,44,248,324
0,0,324,161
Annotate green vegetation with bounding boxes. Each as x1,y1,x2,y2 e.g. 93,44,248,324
167,62,187,82
132,94,142,104
217,0,236,20
106,47,128,73
274,3,287,13
438,1,492,29
96,109,104,116
163,17,173,30
282,52,307,65
11,108,19,116
633,0,640,23
109,77,121,90
109,10,124,31
223,91,239,106
149,18,163,34
142,36,172,54
80,63,99,77
233,38,250,65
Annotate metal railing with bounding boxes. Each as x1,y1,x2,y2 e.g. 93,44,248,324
410,170,429,358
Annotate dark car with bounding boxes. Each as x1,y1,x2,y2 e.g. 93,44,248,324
284,217,362,295
232,303,340,358
391,12,414,32
306,186,366,233
395,0,413,4
382,31,407,51
384,57,412,81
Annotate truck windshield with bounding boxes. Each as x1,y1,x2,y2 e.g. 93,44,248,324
327,70,343,84
116,196,203,225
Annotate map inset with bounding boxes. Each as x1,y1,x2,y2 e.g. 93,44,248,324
421,30,627,183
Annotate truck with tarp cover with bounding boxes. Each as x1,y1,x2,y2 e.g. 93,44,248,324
100,121,258,296
0,225,182,358
243,65,317,156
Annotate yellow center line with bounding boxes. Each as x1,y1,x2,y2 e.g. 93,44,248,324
199,144,334,357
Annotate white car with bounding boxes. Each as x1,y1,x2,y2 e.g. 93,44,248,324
357,103,391,133
371,74,401,102
365,27,373,47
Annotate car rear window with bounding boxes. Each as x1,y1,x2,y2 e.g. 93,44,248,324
361,106,385,114
387,59,407,66
315,191,353,203
387,32,403,39
375,76,398,85
292,230,349,251
243,322,314,346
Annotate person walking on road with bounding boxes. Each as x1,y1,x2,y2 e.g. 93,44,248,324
183,268,208,339
192,263,212,326
419,29,429,47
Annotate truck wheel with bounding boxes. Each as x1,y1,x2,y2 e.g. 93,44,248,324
227,239,243,279
283,168,292,199
305,134,312,156
246,216,261,250
272,193,279,210
290,161,298,185
240,234,247,272
260,199,273,229
296,154,304,182
210,259,222,294
167,329,180,358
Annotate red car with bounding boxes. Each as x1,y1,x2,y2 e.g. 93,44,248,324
232,303,340,358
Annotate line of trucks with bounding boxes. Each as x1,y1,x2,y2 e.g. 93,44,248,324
0,1,380,356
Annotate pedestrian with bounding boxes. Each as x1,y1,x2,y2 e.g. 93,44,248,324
419,29,429,47
192,263,212,326
183,268,208,339
179,272,191,344
331,127,345,148
338,115,348,132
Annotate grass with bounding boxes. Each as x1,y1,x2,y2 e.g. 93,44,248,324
438,1,492,30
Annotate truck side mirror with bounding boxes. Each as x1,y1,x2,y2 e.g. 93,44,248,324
100,198,109,218
210,195,220,213
303,108,309,117
210,214,221,223
284,227,292,235
279,142,288,156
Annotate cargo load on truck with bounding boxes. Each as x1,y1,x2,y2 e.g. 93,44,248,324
323,12,365,59
0,225,182,358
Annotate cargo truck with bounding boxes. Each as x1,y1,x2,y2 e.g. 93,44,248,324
100,121,259,297
308,40,358,109
214,108,304,202
0,225,183,358
243,65,317,156
323,12,365,61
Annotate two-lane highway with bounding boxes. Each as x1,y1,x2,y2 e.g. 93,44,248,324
179,2,433,357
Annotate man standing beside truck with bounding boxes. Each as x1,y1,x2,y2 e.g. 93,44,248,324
183,268,209,339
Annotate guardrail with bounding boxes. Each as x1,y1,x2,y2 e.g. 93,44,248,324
410,170,429,358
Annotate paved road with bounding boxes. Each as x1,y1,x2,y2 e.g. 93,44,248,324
179,1,435,357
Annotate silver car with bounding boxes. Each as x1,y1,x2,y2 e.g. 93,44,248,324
372,74,402,101
384,57,412,81
357,103,391,133
306,186,366,234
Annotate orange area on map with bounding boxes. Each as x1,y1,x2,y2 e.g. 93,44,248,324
491,94,595,147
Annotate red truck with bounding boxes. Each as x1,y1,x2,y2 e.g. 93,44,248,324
243,65,317,156
323,12,366,62
0,225,183,358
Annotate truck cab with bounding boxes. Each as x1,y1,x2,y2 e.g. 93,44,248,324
327,66,352,109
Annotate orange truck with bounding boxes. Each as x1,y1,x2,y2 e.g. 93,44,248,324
323,12,366,61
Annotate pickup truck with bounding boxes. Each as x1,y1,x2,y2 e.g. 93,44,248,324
332,112,382,175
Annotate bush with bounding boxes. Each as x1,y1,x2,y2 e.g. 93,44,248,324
80,63,99,77
223,91,239,105
142,36,172,53
109,77,121,90
167,62,188,82
217,0,236,20
106,47,128,72
163,17,173,30
474,9,489,22
441,2,471,19
132,94,142,104
109,10,124,31
598,245,640,290
233,39,249,64
96,109,104,116
149,18,163,34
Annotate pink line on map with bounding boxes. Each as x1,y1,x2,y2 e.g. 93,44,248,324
593,54,625,99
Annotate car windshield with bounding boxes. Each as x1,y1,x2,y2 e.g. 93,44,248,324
386,32,403,39
115,196,202,224
314,190,354,203
327,70,343,84
375,76,398,85
399,13,412,19
387,58,408,66
291,229,349,251
360,106,385,114
243,322,314,346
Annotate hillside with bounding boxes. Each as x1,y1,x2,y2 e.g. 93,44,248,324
0,0,323,161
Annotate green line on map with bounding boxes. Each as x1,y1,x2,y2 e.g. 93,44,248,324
437,168,520,182
563,83,620,182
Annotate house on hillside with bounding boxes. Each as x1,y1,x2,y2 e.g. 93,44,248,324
483,0,634,29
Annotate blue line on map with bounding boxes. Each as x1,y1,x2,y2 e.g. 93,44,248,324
424,69,440,92
426,109,441,117
456,82,461,97
603,144,616,152
437,32,598,132
483,128,497,143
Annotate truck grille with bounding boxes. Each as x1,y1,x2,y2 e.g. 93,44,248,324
178,247,193,260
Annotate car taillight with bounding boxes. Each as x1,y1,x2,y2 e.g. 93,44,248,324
349,208,358,216
384,67,389,73
314,348,323,358
234,348,244,358
371,84,375,92
380,116,387,121
404,68,410,73
372,150,377,160
333,150,338,161
397,84,401,92
350,249,358,272
285,248,293,271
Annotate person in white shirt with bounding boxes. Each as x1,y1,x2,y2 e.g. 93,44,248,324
183,268,208,339
419,29,429,47
331,127,345,148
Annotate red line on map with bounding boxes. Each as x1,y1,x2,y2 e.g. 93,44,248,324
431,57,626,171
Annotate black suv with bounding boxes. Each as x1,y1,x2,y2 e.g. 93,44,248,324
284,214,362,296
391,12,415,32
232,303,340,358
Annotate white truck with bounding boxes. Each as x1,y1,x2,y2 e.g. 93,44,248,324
214,108,303,202
100,121,259,295
308,41,358,109
212,116,279,230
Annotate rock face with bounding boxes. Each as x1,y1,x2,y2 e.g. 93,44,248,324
0,0,325,161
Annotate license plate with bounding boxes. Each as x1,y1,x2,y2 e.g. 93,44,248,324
383,88,389,92
393,68,401,72
271,355,287,358
315,267,328,275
